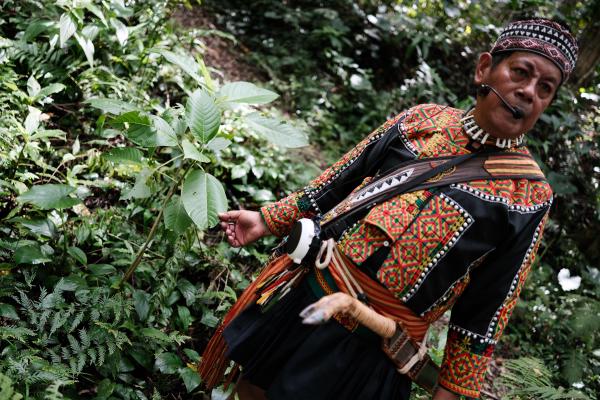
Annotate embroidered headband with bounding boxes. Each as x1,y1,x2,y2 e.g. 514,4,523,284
491,18,578,81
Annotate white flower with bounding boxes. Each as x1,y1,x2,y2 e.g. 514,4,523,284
558,268,582,291
572,381,585,389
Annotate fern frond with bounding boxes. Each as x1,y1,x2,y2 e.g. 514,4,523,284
68,311,85,333
0,326,35,342
500,357,589,400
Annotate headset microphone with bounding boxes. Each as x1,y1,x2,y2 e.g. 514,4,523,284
477,84,524,120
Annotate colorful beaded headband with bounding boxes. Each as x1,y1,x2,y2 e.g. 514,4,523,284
491,18,578,81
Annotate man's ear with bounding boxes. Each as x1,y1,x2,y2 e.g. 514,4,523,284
474,52,493,86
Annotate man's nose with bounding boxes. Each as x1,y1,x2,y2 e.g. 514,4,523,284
515,80,536,103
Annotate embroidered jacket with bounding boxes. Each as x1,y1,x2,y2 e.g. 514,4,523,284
260,104,552,398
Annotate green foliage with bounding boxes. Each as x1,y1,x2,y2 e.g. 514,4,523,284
0,0,311,398
0,372,23,400
500,357,589,399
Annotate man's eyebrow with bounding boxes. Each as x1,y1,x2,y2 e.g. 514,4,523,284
521,59,560,85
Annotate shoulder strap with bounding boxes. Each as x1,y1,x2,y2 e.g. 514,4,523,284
320,149,546,239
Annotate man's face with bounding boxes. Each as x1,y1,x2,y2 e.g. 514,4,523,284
473,51,562,139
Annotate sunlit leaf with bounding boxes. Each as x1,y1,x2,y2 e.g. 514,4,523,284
245,113,308,148
30,129,66,141
151,115,178,146
85,98,137,114
160,50,203,83
104,147,143,165
17,184,81,210
74,33,94,67
218,81,279,105
59,13,76,47
185,89,221,143
182,169,227,230
110,18,128,46
27,75,41,97
35,83,66,100
24,106,41,134
207,137,232,153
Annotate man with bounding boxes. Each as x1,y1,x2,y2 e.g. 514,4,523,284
201,17,578,400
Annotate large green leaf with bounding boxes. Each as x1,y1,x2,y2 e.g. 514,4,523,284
185,89,221,143
85,98,137,114
35,83,66,100
17,184,81,210
160,50,203,83
0,303,19,320
104,147,143,165
67,246,87,265
133,289,150,321
164,196,193,235
14,244,51,265
59,13,76,47
27,75,41,97
245,113,308,148
12,217,56,237
182,170,227,230
218,81,279,105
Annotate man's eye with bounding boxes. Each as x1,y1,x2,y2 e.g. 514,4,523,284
539,83,553,95
513,68,527,77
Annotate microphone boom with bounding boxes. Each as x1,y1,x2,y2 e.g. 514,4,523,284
479,84,524,119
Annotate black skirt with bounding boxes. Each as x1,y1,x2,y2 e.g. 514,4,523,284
223,275,412,400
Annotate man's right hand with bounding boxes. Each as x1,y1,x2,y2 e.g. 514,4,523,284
218,210,271,247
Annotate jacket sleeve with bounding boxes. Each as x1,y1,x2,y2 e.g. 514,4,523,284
260,110,413,237
438,202,552,398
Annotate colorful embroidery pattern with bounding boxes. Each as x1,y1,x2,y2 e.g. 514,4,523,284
260,192,315,237
376,193,472,300
439,329,492,398
453,178,552,209
340,224,388,265
307,112,406,192
400,104,469,158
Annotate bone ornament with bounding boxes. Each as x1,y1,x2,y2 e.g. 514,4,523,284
300,292,397,339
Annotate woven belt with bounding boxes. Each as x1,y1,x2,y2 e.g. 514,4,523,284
313,245,440,394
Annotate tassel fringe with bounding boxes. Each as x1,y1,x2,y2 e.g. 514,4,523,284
198,254,294,389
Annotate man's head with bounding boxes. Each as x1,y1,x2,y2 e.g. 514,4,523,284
473,18,578,139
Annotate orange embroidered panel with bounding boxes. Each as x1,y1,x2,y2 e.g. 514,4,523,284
376,193,472,300
439,329,492,398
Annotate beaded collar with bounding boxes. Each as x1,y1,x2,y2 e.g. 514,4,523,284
460,111,524,149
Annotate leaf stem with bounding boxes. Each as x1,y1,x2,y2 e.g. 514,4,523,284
114,163,191,289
